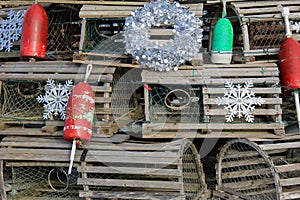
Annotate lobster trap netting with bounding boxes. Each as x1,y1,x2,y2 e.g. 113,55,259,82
149,84,203,123
217,139,280,200
111,68,144,127
248,20,286,50
0,81,43,120
4,165,81,200
182,140,207,200
82,19,125,54
46,4,82,58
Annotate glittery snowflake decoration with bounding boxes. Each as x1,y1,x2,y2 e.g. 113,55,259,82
36,79,73,120
0,10,26,52
215,80,265,123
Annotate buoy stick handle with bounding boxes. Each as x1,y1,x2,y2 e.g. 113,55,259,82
294,91,300,130
282,7,292,37
68,139,76,175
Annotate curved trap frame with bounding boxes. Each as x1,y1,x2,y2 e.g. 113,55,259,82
216,139,280,200
217,138,300,200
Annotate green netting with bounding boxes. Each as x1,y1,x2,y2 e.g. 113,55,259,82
82,19,126,54
0,81,44,120
5,165,81,200
149,84,203,123
46,4,82,58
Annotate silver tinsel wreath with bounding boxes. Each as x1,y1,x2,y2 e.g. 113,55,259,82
123,0,203,71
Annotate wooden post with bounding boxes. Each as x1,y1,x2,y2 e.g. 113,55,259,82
0,160,7,200
79,18,87,54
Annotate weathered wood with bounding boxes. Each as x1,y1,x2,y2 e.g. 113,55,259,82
79,191,185,200
0,161,6,200
222,168,271,179
222,178,275,191
259,142,300,151
78,178,182,190
79,3,203,18
283,191,300,200
280,177,300,187
275,163,300,173
221,157,266,168
77,166,181,177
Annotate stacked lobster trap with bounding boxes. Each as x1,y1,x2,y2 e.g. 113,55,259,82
229,1,300,62
0,3,81,60
1,0,300,200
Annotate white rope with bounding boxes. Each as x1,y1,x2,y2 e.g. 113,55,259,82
221,0,227,17
84,63,93,82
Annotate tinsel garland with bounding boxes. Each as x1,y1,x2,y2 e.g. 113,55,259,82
123,0,203,71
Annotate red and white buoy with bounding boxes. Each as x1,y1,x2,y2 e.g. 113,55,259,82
64,64,95,174
279,7,300,129
20,3,48,60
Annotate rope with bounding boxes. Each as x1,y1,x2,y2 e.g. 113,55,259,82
84,63,93,82
221,0,227,18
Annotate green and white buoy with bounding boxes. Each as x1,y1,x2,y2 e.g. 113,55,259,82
211,0,233,64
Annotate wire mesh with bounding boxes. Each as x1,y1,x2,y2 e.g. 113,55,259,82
82,19,125,53
248,21,286,50
182,141,206,200
149,84,203,123
218,140,279,200
5,165,81,200
46,4,81,58
0,81,44,120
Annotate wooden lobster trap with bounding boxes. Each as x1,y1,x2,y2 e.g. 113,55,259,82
0,61,117,136
0,3,81,60
141,62,284,139
78,138,207,200
216,135,300,200
230,1,300,62
76,1,203,56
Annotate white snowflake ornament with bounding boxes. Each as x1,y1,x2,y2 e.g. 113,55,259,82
215,80,265,123
36,79,73,120
0,10,26,52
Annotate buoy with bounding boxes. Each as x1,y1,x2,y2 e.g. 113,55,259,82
64,64,95,174
211,0,233,64
278,7,300,129
20,3,48,59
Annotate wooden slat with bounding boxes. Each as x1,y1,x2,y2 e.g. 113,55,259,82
221,157,266,168
222,178,275,190
0,73,113,82
78,178,182,190
204,98,282,105
207,108,282,116
84,155,179,165
77,166,180,177
222,168,271,179
259,142,300,151
79,3,203,18
275,163,300,173
203,87,282,94
283,191,300,200
142,122,284,131
281,177,300,187
79,190,185,200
